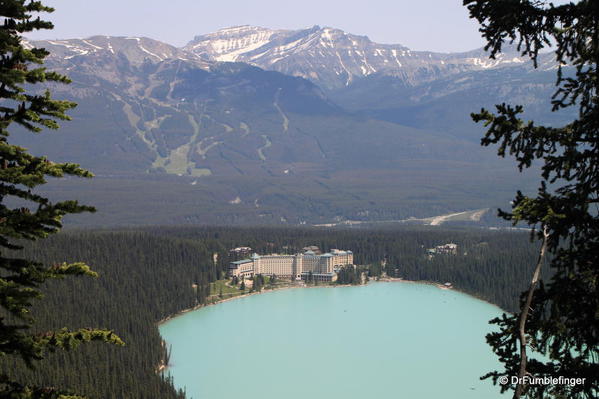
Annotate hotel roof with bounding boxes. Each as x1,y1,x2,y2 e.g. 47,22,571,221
231,259,252,265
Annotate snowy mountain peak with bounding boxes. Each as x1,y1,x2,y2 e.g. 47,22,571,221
184,25,536,89
210,25,274,37
184,26,437,88
188,26,288,62
27,27,539,91
30,36,203,66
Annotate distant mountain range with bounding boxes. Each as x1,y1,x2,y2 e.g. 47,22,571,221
15,27,569,226
185,25,553,89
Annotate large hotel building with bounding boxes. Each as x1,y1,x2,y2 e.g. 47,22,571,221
229,249,354,282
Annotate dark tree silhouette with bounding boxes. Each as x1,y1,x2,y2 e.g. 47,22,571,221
465,1,599,398
0,2,123,397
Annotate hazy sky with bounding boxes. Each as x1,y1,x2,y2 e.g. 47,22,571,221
26,0,485,52
27,0,492,52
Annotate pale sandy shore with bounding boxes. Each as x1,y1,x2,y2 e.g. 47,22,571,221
155,277,504,373
157,277,459,326
157,284,302,326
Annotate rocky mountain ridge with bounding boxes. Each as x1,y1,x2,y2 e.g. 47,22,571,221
29,25,555,92
27,35,205,66
16,28,557,225
184,25,553,89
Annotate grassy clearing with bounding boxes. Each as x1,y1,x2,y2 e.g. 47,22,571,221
206,277,292,303
209,280,241,297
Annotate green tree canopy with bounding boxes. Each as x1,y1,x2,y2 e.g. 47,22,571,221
0,1,123,397
464,0,598,398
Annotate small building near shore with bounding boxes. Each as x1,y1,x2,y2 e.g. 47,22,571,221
229,246,252,256
428,243,458,255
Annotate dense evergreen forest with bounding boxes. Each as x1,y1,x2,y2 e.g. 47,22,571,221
0,226,543,398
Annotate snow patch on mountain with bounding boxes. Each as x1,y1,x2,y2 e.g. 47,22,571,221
29,36,209,69
189,25,284,62
185,25,535,89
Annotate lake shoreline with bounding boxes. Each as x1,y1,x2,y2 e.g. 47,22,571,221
157,279,507,398
156,284,303,326
157,277,505,328
156,278,507,375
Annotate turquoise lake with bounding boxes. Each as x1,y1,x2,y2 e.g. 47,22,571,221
159,282,507,399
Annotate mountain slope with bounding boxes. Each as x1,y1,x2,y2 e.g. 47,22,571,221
328,66,575,141
185,25,567,142
185,25,551,90
20,36,490,178
30,35,204,66
11,34,542,226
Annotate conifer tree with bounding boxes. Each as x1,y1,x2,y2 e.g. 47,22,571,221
0,2,123,397
464,1,598,398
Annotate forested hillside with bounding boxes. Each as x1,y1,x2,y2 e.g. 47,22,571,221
162,226,544,310
9,32,550,227
1,227,542,398
1,232,220,399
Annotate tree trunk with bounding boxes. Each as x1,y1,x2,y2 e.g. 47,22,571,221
514,226,549,399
